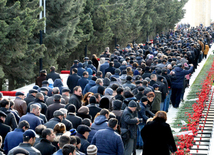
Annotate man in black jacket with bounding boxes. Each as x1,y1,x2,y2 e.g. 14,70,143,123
0,111,12,143
120,100,140,155
67,68,81,94
65,86,82,112
44,110,64,129
66,105,82,129
35,128,56,155
24,89,38,105
46,66,61,82
0,99,17,130
87,96,101,121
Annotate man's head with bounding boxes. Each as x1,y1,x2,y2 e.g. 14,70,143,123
83,71,89,78
62,144,76,155
59,108,68,118
128,100,137,112
96,71,103,78
50,66,56,72
70,136,77,146
52,87,60,95
0,110,7,123
116,87,124,95
62,88,70,96
58,135,71,149
77,125,91,139
150,74,157,81
35,92,44,101
15,92,25,99
100,109,110,119
73,86,82,96
87,145,98,155
0,99,10,109
30,104,41,116
67,104,76,113
42,128,55,142
54,94,62,103
18,120,30,131
40,87,49,95
53,110,64,121
29,89,38,97
72,68,78,74
108,118,118,130
95,78,103,86
23,129,36,146
141,96,148,105
81,118,92,127
35,124,46,136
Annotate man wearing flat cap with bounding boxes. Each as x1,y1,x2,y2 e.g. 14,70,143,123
76,124,91,154
0,111,12,143
8,129,41,155
46,66,61,82
46,94,65,121
24,89,38,105
61,88,70,105
44,110,64,129
120,100,140,155
40,87,49,102
14,91,27,117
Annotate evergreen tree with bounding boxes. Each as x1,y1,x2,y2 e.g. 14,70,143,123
0,0,45,90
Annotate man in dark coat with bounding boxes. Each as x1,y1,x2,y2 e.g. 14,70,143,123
44,110,64,129
77,71,89,91
171,63,193,108
20,104,43,131
65,86,82,112
66,104,82,129
59,108,73,131
76,125,91,154
35,128,57,155
141,111,177,155
27,93,47,115
0,111,12,143
149,74,157,87
40,80,53,97
77,63,86,77
92,118,124,155
61,88,70,105
142,66,151,79
86,96,101,121
105,61,115,75
14,92,27,117
46,66,61,82
0,99,17,130
46,94,65,120
120,100,139,155
36,70,47,87
4,120,30,154
8,129,41,155
67,68,81,94
24,89,38,105
70,60,79,74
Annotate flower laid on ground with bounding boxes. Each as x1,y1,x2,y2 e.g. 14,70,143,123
175,61,214,155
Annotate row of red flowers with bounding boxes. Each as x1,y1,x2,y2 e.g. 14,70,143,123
175,61,214,155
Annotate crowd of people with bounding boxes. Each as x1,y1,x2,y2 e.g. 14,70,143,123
0,24,213,155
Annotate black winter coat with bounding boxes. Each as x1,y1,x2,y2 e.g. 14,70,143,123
66,113,82,129
46,102,65,120
87,104,101,121
67,73,81,94
120,107,138,139
35,138,57,155
0,107,17,130
141,117,177,155
24,94,35,105
65,94,82,112
0,120,12,142
76,133,90,154
46,71,61,82
44,117,61,129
